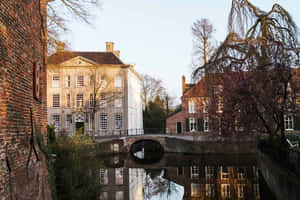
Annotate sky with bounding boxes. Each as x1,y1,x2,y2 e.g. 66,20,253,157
61,0,300,104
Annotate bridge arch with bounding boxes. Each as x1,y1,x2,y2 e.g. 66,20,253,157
130,139,164,163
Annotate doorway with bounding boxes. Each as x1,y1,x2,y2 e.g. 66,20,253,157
176,122,182,134
76,122,84,135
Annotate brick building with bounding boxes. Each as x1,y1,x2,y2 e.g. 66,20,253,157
167,71,300,135
0,1,50,200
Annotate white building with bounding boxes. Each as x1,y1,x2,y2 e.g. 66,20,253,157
47,42,143,136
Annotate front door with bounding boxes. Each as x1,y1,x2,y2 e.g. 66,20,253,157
176,122,182,134
76,122,84,135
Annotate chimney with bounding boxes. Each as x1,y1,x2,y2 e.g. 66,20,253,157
182,76,186,94
114,50,120,58
56,42,65,52
106,42,114,52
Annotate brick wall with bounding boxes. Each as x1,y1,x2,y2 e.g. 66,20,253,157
0,1,49,199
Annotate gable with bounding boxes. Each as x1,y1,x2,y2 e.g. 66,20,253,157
60,56,96,66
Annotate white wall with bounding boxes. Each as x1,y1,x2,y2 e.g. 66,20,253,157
127,69,143,134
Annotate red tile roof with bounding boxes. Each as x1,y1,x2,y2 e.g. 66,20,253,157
48,51,124,65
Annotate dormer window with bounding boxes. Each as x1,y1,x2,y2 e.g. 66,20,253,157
188,100,197,113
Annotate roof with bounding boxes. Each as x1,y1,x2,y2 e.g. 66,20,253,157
48,51,124,65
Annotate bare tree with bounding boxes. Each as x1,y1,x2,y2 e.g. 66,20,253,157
141,74,165,110
193,0,300,146
47,0,101,53
191,18,216,80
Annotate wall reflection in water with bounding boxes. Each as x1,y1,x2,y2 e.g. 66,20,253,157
98,154,261,200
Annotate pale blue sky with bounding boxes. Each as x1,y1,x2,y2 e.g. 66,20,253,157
61,0,300,104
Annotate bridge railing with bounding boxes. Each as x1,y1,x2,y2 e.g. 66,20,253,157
90,128,170,138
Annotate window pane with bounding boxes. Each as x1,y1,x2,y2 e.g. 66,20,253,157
100,113,108,130
76,94,84,107
99,168,108,184
76,75,84,87
52,114,60,130
115,168,123,184
115,114,122,129
66,114,72,129
66,75,70,88
52,75,60,88
53,94,60,107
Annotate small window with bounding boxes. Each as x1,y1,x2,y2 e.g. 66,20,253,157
115,75,122,88
66,75,70,88
90,75,94,88
221,166,229,180
76,75,84,88
191,166,200,179
100,113,108,130
89,114,93,131
53,94,60,107
115,168,124,184
52,114,60,130
115,114,122,129
76,94,84,108
115,99,122,108
111,143,119,152
204,115,209,132
205,166,214,179
221,184,230,198
116,191,124,200
191,183,200,197
90,94,94,107
188,100,197,113
284,114,294,130
52,75,60,88
66,94,70,107
205,184,215,198
189,118,197,132
66,114,72,129
99,168,108,184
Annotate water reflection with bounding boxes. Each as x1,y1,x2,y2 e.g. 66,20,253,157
98,153,265,200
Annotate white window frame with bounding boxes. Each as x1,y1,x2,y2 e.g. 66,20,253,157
205,184,214,198
189,118,197,132
188,100,197,114
100,113,108,130
221,166,229,180
217,98,223,113
52,114,60,130
191,183,201,197
115,168,124,185
88,114,93,131
66,75,70,88
221,184,230,198
115,114,122,130
76,94,84,108
76,75,84,88
111,143,119,152
53,94,60,108
52,75,60,88
204,115,209,132
190,166,200,179
115,75,122,88
99,168,108,184
66,114,72,129
205,166,214,179
284,114,294,130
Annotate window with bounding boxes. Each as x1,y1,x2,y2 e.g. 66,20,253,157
115,168,123,184
284,114,294,130
111,143,119,152
205,166,214,179
205,184,215,198
237,168,245,180
115,98,122,108
237,184,246,198
90,94,94,107
221,166,229,179
66,94,70,107
76,75,84,88
191,166,200,179
100,94,107,108
99,168,108,184
204,115,209,132
89,114,93,131
52,75,60,88
221,184,230,198
53,94,60,107
217,98,223,113
188,100,197,113
66,114,72,129
116,191,124,200
203,99,209,113
52,114,60,130
99,192,108,200
115,114,122,129
90,75,94,88
100,113,108,130
76,94,84,107
115,75,122,88
177,167,184,176
66,75,70,88
189,118,197,132
253,166,259,178
253,184,260,198
191,183,200,197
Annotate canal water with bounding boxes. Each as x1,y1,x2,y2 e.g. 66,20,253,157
97,153,277,200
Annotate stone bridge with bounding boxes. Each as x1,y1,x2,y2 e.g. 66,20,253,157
94,134,258,154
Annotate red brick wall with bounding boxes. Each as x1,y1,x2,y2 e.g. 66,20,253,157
0,1,48,199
